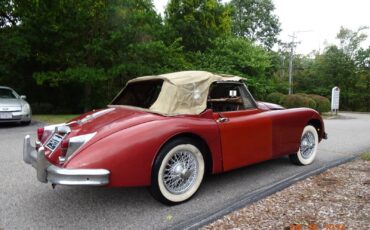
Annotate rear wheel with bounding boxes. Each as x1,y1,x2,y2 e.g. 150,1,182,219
289,125,318,165
150,137,205,205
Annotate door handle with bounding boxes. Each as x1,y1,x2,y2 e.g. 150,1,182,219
217,117,229,123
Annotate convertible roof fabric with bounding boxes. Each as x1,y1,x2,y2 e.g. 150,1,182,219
128,71,243,115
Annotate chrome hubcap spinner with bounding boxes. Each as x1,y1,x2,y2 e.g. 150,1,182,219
163,150,198,194
300,131,316,159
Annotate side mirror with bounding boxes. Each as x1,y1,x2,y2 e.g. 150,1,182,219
20,95,27,100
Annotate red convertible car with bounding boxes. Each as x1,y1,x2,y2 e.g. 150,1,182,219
23,71,327,205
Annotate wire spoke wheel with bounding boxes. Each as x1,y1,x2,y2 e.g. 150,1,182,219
151,138,205,205
300,131,316,159
163,150,198,194
289,125,319,165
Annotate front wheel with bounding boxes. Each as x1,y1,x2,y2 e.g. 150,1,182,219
289,125,319,165
150,138,205,205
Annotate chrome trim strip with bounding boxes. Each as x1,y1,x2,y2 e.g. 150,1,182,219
44,123,66,132
55,125,71,134
47,166,110,186
23,135,110,186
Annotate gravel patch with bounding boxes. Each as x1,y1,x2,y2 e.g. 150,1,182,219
202,158,370,230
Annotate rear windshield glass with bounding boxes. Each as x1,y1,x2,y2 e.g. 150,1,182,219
0,88,17,99
112,80,164,109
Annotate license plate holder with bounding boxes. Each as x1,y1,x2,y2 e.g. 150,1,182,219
45,134,64,151
0,113,12,119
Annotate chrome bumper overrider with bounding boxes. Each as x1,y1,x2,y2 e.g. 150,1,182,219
23,135,110,186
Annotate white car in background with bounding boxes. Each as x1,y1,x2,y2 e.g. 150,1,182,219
0,86,32,125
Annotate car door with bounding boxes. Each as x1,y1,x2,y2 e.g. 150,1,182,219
208,82,272,171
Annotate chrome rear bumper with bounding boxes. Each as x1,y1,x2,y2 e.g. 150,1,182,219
23,135,110,186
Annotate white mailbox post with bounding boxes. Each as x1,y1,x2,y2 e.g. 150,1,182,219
331,86,340,115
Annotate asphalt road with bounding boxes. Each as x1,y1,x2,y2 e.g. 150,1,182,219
1,112,370,230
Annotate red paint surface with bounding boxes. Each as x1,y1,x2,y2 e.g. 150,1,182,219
216,109,272,171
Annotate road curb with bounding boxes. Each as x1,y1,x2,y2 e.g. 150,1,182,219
170,155,357,230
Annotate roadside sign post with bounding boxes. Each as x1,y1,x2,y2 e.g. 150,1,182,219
331,86,340,115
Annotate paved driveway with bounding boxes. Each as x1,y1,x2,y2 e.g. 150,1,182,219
0,112,369,229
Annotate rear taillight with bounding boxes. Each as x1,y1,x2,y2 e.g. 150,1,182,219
37,128,44,141
61,138,69,156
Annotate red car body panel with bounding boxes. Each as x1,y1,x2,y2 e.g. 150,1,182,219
216,109,273,171
60,107,223,187
273,109,325,156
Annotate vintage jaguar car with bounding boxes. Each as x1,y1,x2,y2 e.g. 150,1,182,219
23,71,327,205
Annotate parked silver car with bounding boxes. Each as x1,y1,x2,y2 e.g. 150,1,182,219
0,86,32,125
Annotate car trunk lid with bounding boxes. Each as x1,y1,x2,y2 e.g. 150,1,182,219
44,107,165,164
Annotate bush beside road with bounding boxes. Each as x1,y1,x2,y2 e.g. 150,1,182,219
267,93,331,114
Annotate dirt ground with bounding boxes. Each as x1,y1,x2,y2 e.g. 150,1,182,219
202,157,370,230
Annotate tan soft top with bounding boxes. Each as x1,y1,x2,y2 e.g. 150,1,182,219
127,71,243,115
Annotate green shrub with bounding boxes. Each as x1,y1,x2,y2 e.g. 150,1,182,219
307,97,317,110
266,93,330,113
266,92,286,105
282,94,316,109
295,93,309,97
308,94,330,114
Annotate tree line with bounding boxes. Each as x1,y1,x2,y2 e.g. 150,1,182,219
0,0,369,113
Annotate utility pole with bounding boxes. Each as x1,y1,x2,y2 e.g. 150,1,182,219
288,33,297,95
287,30,312,95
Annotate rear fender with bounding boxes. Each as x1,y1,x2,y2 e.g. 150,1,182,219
64,118,221,187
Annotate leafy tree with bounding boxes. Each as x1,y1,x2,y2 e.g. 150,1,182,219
0,0,18,27
279,26,370,111
300,46,357,109
195,37,277,98
354,46,370,111
1,0,190,112
2,0,369,113
28,0,163,85
165,0,232,51
196,37,269,76
230,0,281,49
293,45,369,111
337,27,370,111
337,26,369,59
0,0,28,85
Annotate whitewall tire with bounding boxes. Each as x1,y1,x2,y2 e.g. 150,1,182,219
289,125,319,165
150,138,205,205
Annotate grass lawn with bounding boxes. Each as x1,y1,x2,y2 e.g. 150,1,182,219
361,151,370,161
33,114,79,124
